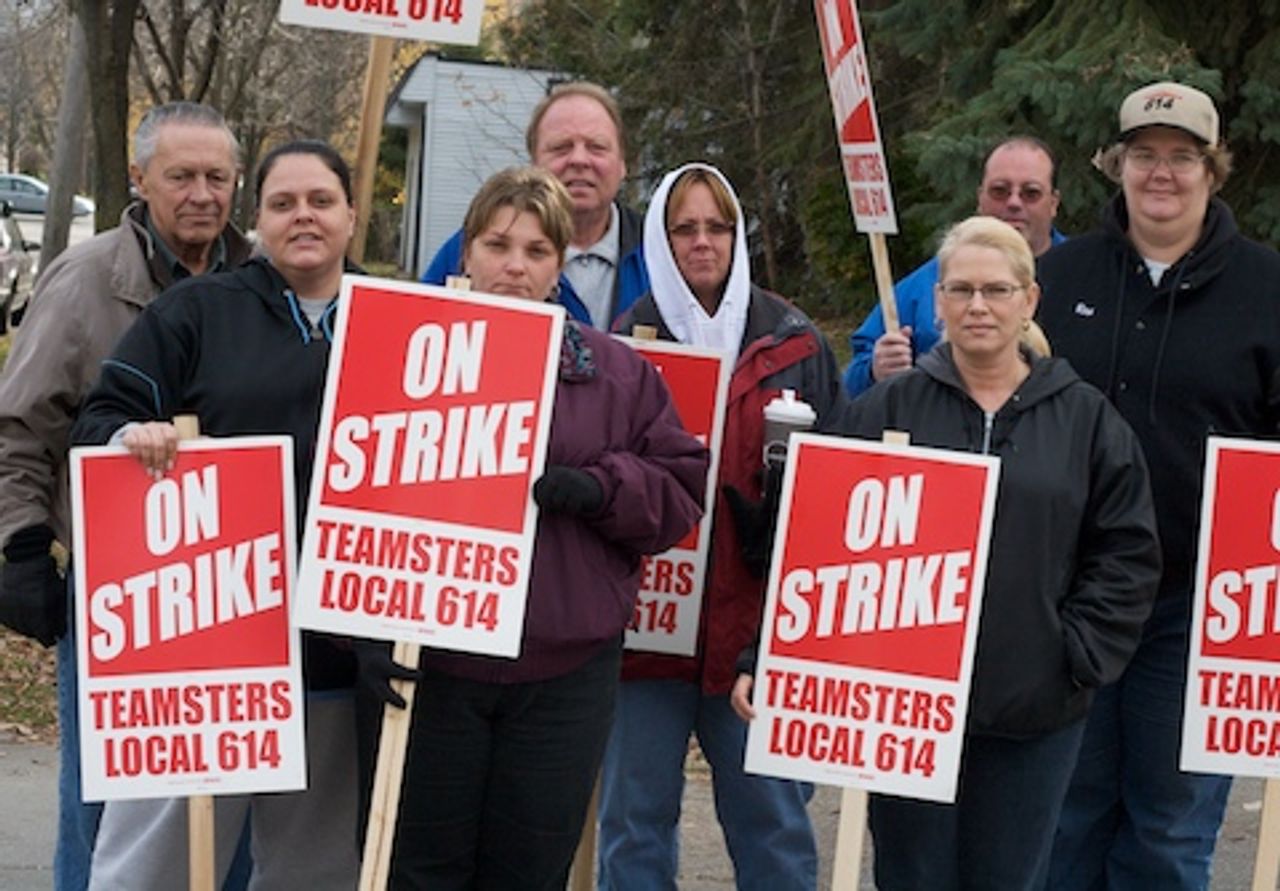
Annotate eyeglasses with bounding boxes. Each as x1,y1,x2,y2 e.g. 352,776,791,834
938,282,1025,302
668,220,734,240
1125,147,1205,174
982,183,1050,205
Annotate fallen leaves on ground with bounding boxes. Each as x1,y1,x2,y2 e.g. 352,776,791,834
0,629,58,743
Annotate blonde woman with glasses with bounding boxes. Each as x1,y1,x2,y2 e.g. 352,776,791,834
809,215,1161,889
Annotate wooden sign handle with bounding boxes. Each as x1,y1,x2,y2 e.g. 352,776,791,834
1252,778,1280,890
350,36,394,266
831,787,868,891
188,795,215,891
358,640,421,891
172,414,216,891
868,232,898,334
830,428,909,891
567,777,601,891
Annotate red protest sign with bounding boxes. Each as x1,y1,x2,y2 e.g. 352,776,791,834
70,437,306,801
1183,437,1280,776
745,435,999,802
813,0,897,234
620,339,729,656
295,276,562,656
278,0,481,45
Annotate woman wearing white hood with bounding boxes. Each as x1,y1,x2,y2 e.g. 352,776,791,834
598,163,843,889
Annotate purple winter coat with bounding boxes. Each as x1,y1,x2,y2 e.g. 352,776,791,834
421,320,709,683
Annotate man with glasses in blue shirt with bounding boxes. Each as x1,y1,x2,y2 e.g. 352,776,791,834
842,136,1065,397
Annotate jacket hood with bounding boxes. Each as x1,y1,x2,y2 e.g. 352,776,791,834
643,163,751,362
917,343,1080,414
1097,192,1238,421
1101,192,1237,286
619,283,812,358
231,255,364,344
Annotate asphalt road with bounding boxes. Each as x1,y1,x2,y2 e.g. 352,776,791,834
0,735,1267,890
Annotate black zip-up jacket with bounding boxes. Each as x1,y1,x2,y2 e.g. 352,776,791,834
833,345,1161,737
71,256,357,689
1038,196,1280,606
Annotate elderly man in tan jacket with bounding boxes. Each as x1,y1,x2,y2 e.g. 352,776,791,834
0,100,250,891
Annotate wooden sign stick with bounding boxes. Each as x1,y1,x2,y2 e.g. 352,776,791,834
1252,778,1280,890
352,269,476,886
350,35,394,266
171,414,217,891
188,791,215,891
830,428,909,891
358,640,421,891
868,232,898,334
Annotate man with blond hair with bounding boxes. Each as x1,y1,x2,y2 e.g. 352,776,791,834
423,81,648,330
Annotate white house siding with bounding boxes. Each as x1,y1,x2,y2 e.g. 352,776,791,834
388,55,557,277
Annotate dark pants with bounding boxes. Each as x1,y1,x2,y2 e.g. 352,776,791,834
359,641,621,891
869,719,1086,891
1048,595,1232,890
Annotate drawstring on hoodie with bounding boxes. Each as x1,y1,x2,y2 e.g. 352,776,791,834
1103,253,1128,401
284,289,313,344
319,302,337,341
284,288,336,344
1103,247,1191,427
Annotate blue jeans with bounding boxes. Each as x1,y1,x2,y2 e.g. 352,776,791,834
1048,595,1232,890
869,720,1086,891
53,576,101,891
597,678,817,891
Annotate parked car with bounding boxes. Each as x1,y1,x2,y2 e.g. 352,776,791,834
0,201,39,334
0,173,93,217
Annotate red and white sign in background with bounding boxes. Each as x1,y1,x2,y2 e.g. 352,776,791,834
70,438,306,801
745,436,999,802
1183,437,1280,777
279,0,482,45
620,339,729,657
295,276,563,657
813,0,898,234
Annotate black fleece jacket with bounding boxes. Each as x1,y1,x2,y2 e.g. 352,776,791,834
1038,195,1280,606
72,256,357,689
833,346,1161,737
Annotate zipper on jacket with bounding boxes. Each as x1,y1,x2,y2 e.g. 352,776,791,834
981,411,994,454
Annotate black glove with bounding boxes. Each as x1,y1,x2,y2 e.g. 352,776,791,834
353,639,419,710
722,465,784,579
0,526,66,646
533,466,604,516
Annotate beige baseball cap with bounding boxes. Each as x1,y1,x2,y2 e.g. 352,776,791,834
1119,81,1219,146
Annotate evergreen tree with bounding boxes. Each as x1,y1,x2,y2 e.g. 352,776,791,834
497,0,1280,325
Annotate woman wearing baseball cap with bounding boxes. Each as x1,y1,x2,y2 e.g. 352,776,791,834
1038,81,1280,889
